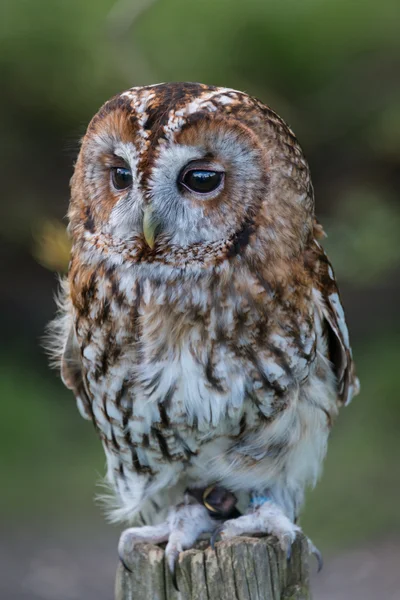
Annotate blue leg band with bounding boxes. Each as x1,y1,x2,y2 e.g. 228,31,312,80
250,493,272,508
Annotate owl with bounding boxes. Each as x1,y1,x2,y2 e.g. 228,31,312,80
50,82,359,575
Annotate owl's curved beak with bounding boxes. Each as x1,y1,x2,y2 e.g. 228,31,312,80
142,205,160,249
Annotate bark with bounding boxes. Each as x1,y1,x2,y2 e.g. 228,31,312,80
115,535,311,600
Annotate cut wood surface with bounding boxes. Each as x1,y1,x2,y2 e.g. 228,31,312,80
115,534,311,600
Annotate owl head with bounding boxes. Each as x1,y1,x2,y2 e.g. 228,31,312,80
69,83,314,269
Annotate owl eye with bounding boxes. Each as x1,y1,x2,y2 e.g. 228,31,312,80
111,166,133,191
180,169,224,195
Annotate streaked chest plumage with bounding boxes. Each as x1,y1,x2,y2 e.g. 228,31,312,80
70,252,324,493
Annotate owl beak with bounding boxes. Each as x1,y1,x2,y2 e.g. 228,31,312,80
142,206,159,249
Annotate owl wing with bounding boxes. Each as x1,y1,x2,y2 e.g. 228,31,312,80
310,231,360,405
46,280,93,420
61,326,93,420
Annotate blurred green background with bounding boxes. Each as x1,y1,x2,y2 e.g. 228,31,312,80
1,0,400,598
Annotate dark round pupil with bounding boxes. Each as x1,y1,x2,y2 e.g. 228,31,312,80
111,167,132,190
182,170,222,193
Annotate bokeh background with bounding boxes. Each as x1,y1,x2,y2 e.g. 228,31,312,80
1,0,400,598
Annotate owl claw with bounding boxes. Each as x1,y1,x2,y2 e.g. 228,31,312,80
171,569,179,592
307,538,323,572
314,548,324,573
210,524,224,550
165,545,181,591
118,555,133,573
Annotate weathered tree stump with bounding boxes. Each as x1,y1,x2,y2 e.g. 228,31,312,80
115,534,311,600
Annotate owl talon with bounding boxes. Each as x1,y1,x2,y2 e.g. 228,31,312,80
171,569,179,592
165,544,181,591
118,554,132,573
210,524,224,550
308,538,323,572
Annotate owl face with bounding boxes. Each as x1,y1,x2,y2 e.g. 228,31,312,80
70,83,313,267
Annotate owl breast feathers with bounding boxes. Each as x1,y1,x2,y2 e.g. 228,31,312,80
52,82,359,528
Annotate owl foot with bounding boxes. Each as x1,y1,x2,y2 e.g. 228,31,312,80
211,498,300,554
118,521,170,571
210,498,323,571
118,501,218,587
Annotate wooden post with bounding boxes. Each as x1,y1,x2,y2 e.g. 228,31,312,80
115,534,311,600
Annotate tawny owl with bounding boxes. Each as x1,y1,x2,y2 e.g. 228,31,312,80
50,82,359,575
